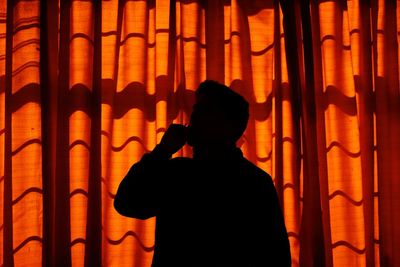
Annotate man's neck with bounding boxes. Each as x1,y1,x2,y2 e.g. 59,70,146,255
192,145,242,160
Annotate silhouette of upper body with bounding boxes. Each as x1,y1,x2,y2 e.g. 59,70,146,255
114,81,291,267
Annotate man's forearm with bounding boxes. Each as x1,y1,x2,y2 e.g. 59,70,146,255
113,146,170,219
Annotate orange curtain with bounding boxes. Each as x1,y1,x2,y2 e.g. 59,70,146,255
0,0,399,266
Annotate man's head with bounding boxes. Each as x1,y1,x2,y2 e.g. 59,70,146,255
187,80,249,148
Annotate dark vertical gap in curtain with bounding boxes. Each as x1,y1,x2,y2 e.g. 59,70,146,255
170,0,182,124
234,2,257,165
302,1,333,266
376,0,400,266
370,1,383,265
205,0,224,83
3,0,14,265
273,0,284,208
140,1,150,154
40,0,60,265
177,0,186,122
280,0,327,266
356,1,375,266
39,2,50,264
55,0,72,265
84,0,102,266
279,0,302,214
113,0,123,85
167,0,176,125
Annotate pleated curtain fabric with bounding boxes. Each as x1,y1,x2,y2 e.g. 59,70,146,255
0,0,399,266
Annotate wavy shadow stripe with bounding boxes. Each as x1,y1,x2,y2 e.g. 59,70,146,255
12,187,43,206
175,35,206,48
326,141,361,158
100,131,150,153
287,231,300,240
256,150,272,163
0,128,3,135
118,31,168,48
251,42,275,56
101,80,156,120
224,31,241,44
102,78,277,122
282,136,295,144
320,35,351,50
101,177,116,199
252,92,273,122
11,138,41,156
70,238,86,247
13,38,40,53
0,223,3,231
67,83,95,116
14,22,40,35
70,139,90,150
12,61,40,77
156,128,166,134
328,190,363,206
120,32,145,46
322,85,357,116
0,176,4,183
332,240,366,254
283,183,297,191
70,33,94,45
283,183,302,201
103,28,170,40
13,235,42,254
120,32,151,48
102,30,117,37
70,188,88,198
13,16,40,29
106,231,155,251
9,83,40,114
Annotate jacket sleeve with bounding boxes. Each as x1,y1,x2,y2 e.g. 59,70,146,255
113,145,170,220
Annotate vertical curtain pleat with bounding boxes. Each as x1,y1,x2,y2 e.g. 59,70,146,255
374,1,400,266
4,0,43,265
348,1,376,266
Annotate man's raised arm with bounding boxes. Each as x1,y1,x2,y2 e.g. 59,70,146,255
113,124,188,219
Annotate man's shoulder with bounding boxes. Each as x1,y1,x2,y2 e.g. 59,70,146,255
167,156,194,167
169,156,193,162
240,157,271,179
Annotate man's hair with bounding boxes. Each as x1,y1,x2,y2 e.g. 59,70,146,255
195,80,249,141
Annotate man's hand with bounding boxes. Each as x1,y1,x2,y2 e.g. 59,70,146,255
152,124,188,157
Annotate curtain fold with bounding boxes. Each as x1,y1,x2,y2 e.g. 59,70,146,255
0,0,399,266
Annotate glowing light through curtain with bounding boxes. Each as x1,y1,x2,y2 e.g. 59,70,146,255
0,0,399,267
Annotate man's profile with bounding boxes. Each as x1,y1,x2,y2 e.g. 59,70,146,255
114,80,291,267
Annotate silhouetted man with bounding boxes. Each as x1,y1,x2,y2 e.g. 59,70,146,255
114,80,291,267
